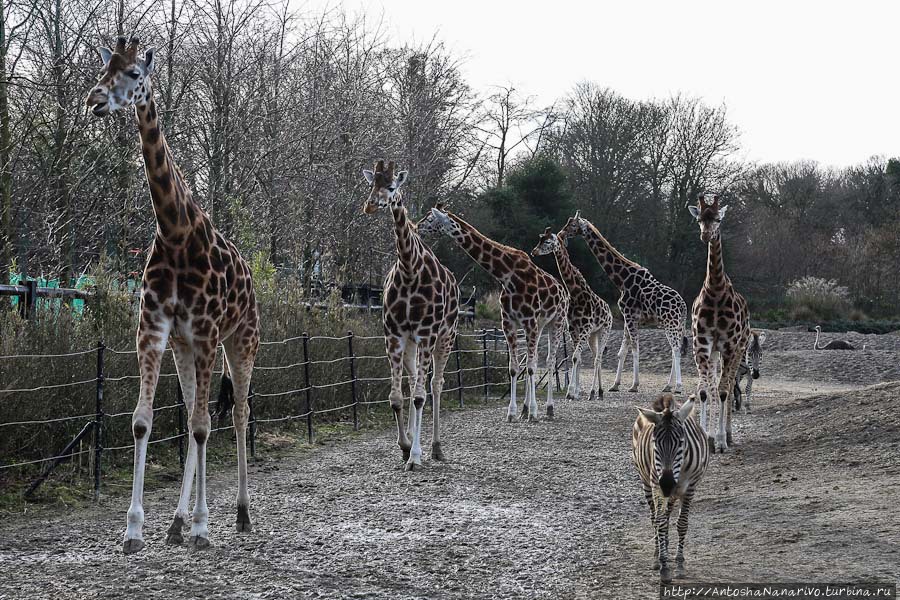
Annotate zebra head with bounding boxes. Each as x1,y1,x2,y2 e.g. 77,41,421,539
747,330,766,379
637,400,695,498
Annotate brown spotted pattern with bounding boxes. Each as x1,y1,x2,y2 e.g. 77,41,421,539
561,212,688,393
363,161,459,470
688,194,750,453
418,208,569,421
531,228,612,401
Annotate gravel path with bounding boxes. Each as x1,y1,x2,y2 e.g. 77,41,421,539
1,330,898,599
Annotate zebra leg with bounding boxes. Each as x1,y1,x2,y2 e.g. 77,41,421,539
675,489,695,578
656,496,677,583
744,374,753,413
643,484,659,570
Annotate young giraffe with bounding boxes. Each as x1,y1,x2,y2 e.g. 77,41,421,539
688,194,750,453
86,38,260,553
362,161,459,471
561,212,688,394
531,227,612,401
418,207,568,421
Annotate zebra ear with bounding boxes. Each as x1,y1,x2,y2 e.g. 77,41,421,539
677,399,695,421
757,331,767,345
636,407,661,424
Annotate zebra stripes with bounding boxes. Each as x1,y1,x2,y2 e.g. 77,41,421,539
632,394,710,583
734,330,766,412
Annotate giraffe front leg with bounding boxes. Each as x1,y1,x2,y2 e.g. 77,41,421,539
188,338,217,550
387,337,411,461
609,327,628,392
589,330,608,401
693,346,716,450
503,324,520,422
716,355,740,453
166,341,196,545
627,320,640,392
406,347,432,472
544,321,564,418
223,335,257,533
525,325,540,421
430,342,451,461
123,319,170,554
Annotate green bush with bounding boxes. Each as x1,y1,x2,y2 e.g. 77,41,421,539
475,290,502,321
785,276,850,321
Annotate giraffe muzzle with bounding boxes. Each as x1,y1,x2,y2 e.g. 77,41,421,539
363,202,378,215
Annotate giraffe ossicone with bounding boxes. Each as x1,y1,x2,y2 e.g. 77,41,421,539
363,161,459,470
86,37,260,553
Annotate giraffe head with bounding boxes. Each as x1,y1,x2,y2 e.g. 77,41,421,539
559,210,590,240
86,37,155,117
637,395,696,498
418,205,460,239
361,160,408,214
688,194,729,243
531,227,561,257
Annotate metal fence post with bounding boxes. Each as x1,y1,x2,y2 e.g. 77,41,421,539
454,336,463,408
302,332,313,443
481,329,488,402
348,331,359,431
176,385,185,468
93,340,105,501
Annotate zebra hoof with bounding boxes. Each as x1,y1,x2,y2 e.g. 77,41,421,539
651,559,660,571
659,567,673,584
675,562,686,579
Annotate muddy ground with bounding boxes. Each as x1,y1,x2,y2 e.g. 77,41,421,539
0,329,898,599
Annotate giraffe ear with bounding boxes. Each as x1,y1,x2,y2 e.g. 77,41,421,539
362,169,376,184
718,205,729,220
395,171,409,189
143,47,156,74
97,47,113,66
688,205,701,219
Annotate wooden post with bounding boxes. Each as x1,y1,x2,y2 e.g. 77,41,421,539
302,333,313,443
348,331,359,431
93,340,105,501
454,336,463,408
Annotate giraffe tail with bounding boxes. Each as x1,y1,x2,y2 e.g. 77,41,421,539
215,370,235,421
680,334,689,358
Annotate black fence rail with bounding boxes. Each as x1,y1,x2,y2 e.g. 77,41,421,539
0,328,568,500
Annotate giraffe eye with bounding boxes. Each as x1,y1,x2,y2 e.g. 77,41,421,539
126,70,140,79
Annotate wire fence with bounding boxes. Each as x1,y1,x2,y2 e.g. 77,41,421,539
0,327,569,500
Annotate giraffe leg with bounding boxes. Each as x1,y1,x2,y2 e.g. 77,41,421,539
503,321,520,422
567,330,586,401
123,319,171,554
694,346,716,450
716,354,740,453
223,335,257,533
524,324,540,421
188,337,217,550
626,319,640,392
403,342,417,446
166,340,196,545
609,325,628,392
406,346,433,471
674,488,695,578
589,329,607,401
430,338,452,461
544,319,564,417
387,336,411,461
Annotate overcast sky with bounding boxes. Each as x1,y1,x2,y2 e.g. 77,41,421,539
305,0,898,168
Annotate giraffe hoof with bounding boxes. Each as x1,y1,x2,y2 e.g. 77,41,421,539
507,414,515,423
588,390,597,401
627,386,639,393
165,516,185,545
565,393,576,401
706,436,716,452
188,535,210,551
673,387,683,395
400,446,411,462
122,538,145,555
608,384,620,392
545,406,554,420
431,443,445,461
659,567,673,584
528,413,540,423
404,460,421,472
236,505,252,533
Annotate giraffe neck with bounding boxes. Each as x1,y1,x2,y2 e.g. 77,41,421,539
581,223,639,289
390,198,424,278
135,96,198,246
553,242,587,294
704,234,727,290
446,213,517,283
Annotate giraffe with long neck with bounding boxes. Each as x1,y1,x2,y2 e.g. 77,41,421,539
418,207,568,420
86,37,260,553
362,161,458,470
688,194,750,453
531,227,612,401
561,212,688,394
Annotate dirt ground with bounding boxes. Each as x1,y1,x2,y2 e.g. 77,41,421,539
0,329,898,599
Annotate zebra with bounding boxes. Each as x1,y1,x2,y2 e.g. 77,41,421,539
632,394,709,583
733,330,766,413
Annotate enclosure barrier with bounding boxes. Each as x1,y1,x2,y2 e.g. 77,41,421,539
0,328,571,500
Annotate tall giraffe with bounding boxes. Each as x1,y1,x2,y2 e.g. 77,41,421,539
531,227,612,401
86,37,260,552
362,161,459,471
561,212,688,394
688,194,750,453
418,207,568,420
